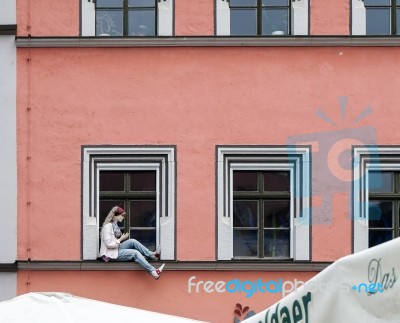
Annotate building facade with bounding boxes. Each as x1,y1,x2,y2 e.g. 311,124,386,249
1,0,400,322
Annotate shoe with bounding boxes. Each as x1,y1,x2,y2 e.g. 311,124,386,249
151,263,165,280
151,245,161,260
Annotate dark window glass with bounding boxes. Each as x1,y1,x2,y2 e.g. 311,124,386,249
233,171,258,191
262,0,289,6
366,8,391,35
128,0,156,7
262,8,288,35
369,229,393,248
230,9,257,35
129,171,156,191
97,0,124,8
369,201,393,228
263,171,290,192
231,0,257,6
264,200,290,228
130,200,156,227
96,10,124,36
129,10,156,36
130,229,156,251
100,171,125,191
233,230,258,257
364,0,390,5
369,171,393,193
233,201,258,227
264,229,290,257
397,9,400,34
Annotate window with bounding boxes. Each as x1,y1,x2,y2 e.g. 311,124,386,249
233,171,291,258
352,0,400,35
216,0,309,36
353,146,400,253
81,0,173,36
82,146,176,260
99,171,158,250
217,146,311,261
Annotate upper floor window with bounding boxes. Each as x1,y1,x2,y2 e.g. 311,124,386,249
216,0,309,36
81,0,173,36
217,146,311,261
99,171,157,250
82,146,176,260
352,0,400,35
233,171,291,258
353,146,400,253
368,171,400,247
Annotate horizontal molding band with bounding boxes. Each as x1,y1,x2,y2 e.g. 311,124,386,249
17,261,331,271
15,36,400,48
0,25,17,36
0,263,18,272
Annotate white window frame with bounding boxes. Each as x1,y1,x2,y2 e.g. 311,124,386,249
353,146,400,253
216,0,309,36
82,146,176,260
81,0,174,36
217,146,311,261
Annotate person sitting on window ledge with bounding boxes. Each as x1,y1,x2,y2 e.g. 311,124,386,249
99,206,165,280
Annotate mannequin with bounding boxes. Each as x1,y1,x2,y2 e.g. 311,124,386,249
99,206,165,279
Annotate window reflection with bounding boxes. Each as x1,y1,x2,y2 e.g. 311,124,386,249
96,10,123,36
366,8,391,35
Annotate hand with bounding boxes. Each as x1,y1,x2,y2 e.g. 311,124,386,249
119,233,129,243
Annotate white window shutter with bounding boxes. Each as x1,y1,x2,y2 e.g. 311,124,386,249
293,217,310,260
81,0,96,36
292,0,308,35
216,0,230,36
352,0,366,35
158,0,173,36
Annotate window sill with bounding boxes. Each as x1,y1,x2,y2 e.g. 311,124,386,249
16,260,331,272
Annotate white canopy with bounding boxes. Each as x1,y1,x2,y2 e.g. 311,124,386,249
243,237,400,323
0,292,208,323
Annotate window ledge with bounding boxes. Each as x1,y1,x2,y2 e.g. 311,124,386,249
16,260,331,272
15,36,400,48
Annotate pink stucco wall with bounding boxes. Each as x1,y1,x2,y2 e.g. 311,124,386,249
17,270,317,322
17,47,400,262
311,0,350,35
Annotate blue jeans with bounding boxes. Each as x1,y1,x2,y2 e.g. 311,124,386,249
115,239,155,273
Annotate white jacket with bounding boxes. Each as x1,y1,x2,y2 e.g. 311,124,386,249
99,222,120,259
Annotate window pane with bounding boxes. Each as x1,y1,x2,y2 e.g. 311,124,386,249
397,9,400,35
366,8,391,35
264,229,290,257
99,200,125,228
230,9,257,35
230,0,257,6
369,229,393,248
96,10,123,36
97,0,124,8
264,200,290,228
233,200,258,227
129,171,156,191
233,171,258,191
100,171,125,191
262,8,289,35
128,10,156,36
233,230,258,257
262,0,289,6
130,229,156,251
263,171,290,192
130,200,156,227
364,0,391,5
368,201,393,228
128,0,156,7
368,171,393,193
